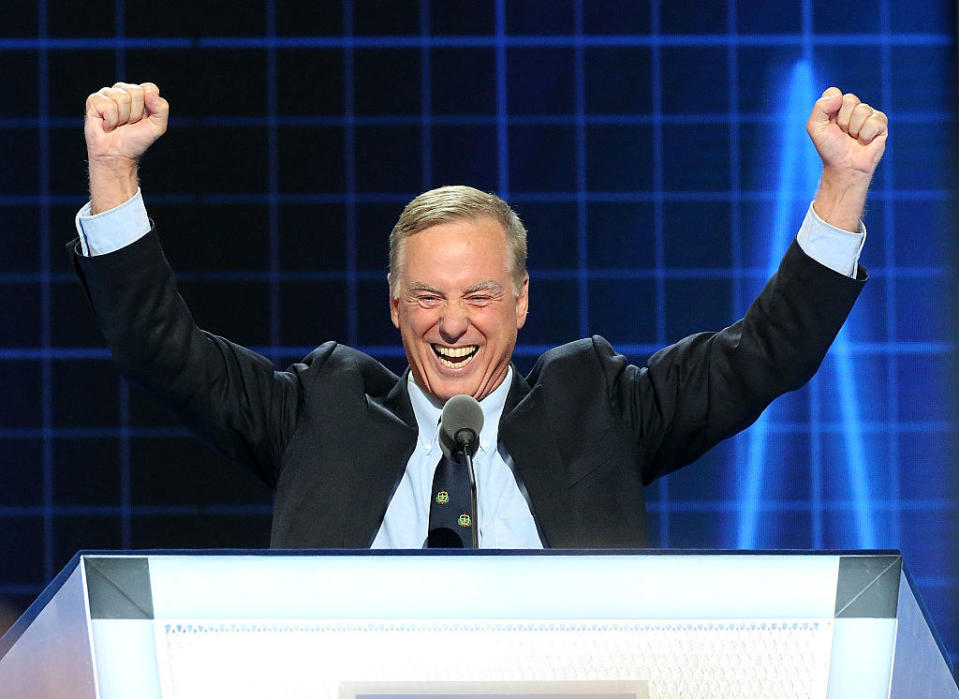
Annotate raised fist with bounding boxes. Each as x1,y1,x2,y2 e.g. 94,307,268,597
806,87,888,181
84,82,170,165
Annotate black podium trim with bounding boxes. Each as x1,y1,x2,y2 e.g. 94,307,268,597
834,554,902,619
84,557,154,620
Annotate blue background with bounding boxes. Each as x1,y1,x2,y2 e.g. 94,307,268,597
0,0,956,670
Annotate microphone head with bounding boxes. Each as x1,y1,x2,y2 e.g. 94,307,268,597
439,394,484,460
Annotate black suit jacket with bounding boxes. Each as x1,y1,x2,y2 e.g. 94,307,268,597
73,229,866,548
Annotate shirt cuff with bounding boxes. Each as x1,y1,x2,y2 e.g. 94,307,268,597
74,188,151,257
796,202,866,278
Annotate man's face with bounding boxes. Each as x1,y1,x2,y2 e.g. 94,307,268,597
389,216,529,403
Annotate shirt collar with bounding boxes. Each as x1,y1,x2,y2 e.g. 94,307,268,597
407,367,513,455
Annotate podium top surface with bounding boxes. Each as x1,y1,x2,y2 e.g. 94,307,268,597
5,549,905,634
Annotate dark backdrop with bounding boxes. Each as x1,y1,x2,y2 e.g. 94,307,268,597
1,0,956,667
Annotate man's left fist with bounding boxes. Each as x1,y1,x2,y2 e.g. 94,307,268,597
807,87,888,181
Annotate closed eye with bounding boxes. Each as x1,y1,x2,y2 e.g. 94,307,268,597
412,294,443,308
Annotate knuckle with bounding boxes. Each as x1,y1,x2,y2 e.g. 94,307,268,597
105,86,132,103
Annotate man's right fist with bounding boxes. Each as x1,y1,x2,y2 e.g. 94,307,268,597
84,82,169,165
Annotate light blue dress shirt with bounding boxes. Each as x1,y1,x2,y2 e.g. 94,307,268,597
371,368,543,548
75,191,865,548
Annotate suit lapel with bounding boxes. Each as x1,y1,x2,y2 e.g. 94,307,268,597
352,371,418,546
503,363,532,415
499,367,570,547
375,368,418,431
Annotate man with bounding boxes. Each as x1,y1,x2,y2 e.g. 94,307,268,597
73,82,887,549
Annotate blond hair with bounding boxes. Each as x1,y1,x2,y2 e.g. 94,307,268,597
389,185,528,297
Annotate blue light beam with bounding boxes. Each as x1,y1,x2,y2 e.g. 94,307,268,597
737,60,876,549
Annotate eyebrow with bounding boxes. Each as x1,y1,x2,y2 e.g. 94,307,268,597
464,280,505,295
404,280,505,295
405,282,442,295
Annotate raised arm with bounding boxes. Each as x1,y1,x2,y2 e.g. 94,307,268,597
627,87,886,481
75,82,301,486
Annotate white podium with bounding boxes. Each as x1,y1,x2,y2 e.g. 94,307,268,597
0,550,955,698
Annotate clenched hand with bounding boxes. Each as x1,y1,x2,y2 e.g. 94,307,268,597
84,82,170,213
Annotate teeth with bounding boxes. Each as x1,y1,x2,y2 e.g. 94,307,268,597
434,345,478,358
433,345,478,369
438,355,474,369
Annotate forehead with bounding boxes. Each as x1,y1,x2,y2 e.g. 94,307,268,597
400,216,511,283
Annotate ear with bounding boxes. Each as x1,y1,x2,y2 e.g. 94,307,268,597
388,274,400,328
515,275,530,329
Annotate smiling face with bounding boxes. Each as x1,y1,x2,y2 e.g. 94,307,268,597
389,215,529,402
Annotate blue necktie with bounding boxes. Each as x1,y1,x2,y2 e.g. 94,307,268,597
427,453,475,548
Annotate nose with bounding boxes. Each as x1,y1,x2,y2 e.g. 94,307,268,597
438,300,469,343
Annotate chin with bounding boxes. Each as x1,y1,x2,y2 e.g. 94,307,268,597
430,379,480,403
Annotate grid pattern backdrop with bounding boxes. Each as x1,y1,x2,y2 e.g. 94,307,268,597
1,0,956,667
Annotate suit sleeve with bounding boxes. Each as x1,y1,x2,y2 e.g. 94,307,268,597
71,228,302,487
604,239,867,485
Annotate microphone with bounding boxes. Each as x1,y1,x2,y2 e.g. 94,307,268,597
439,394,484,462
439,394,483,548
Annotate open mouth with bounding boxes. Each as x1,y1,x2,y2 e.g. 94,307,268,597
432,344,479,369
